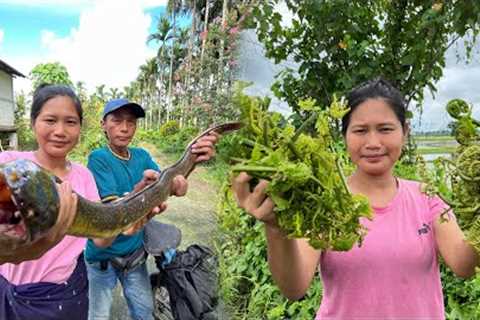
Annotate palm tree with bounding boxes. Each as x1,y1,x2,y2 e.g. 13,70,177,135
147,16,174,93
108,87,120,99
75,81,87,102
166,0,186,120
200,0,210,63
148,17,176,123
139,58,160,127
217,0,230,93
94,84,107,101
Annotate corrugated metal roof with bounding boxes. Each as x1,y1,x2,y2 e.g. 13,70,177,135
0,59,25,78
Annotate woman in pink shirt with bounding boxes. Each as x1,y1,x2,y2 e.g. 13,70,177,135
232,78,479,319
0,84,99,320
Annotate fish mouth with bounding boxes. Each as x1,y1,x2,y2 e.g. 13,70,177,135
0,159,60,246
0,175,29,242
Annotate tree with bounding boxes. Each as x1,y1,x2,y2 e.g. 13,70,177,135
147,16,174,119
147,16,174,91
166,0,185,120
75,81,87,102
107,87,120,99
14,92,36,150
138,57,160,128
93,84,107,101
29,62,73,90
141,0,253,128
254,1,480,113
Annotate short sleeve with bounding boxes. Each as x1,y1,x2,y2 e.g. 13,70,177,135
427,194,454,223
0,151,17,164
143,149,160,172
83,169,101,202
87,153,120,200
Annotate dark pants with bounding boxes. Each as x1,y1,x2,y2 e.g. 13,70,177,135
0,254,88,320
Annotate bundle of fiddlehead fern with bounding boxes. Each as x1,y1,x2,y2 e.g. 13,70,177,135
226,83,372,251
423,99,480,251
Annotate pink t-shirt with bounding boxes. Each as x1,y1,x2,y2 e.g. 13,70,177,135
0,151,99,285
316,179,449,320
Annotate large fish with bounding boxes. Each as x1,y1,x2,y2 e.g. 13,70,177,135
0,122,242,248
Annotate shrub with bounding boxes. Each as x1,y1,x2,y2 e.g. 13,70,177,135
159,120,180,137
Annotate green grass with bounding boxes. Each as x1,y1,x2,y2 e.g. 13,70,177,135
197,160,230,188
416,146,457,154
413,135,455,142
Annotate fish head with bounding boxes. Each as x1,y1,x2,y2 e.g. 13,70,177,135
0,159,59,246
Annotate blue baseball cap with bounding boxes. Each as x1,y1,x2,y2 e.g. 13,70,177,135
102,98,145,119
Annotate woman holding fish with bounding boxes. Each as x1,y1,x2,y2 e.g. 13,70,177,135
0,84,219,320
0,84,100,319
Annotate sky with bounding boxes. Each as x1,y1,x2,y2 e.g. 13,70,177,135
1,1,479,132
0,0,170,93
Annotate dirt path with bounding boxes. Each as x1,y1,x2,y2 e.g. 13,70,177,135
110,144,226,319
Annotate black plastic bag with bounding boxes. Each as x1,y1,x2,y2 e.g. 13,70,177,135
157,244,218,320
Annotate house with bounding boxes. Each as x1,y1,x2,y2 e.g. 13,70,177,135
0,58,25,150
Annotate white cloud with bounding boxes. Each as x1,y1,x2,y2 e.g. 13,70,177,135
37,0,157,91
139,0,167,9
412,40,480,132
0,0,95,13
275,1,294,27
0,29,4,46
0,0,92,5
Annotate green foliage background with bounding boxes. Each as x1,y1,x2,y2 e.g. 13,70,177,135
10,0,480,316
12,81,480,320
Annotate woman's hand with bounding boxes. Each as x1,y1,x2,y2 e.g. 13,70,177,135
191,132,219,162
47,180,78,241
0,181,78,264
232,172,278,228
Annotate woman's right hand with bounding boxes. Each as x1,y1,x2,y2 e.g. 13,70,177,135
45,181,78,243
0,181,78,265
231,172,278,228
233,173,321,300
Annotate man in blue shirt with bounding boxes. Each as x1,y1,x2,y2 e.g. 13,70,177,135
85,98,217,320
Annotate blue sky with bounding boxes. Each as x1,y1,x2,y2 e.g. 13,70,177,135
0,0,175,92
0,3,168,54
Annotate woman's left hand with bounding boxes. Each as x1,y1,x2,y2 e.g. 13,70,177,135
191,132,219,162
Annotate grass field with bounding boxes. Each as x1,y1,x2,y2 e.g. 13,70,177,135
416,147,457,154
413,135,457,156
413,135,454,141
